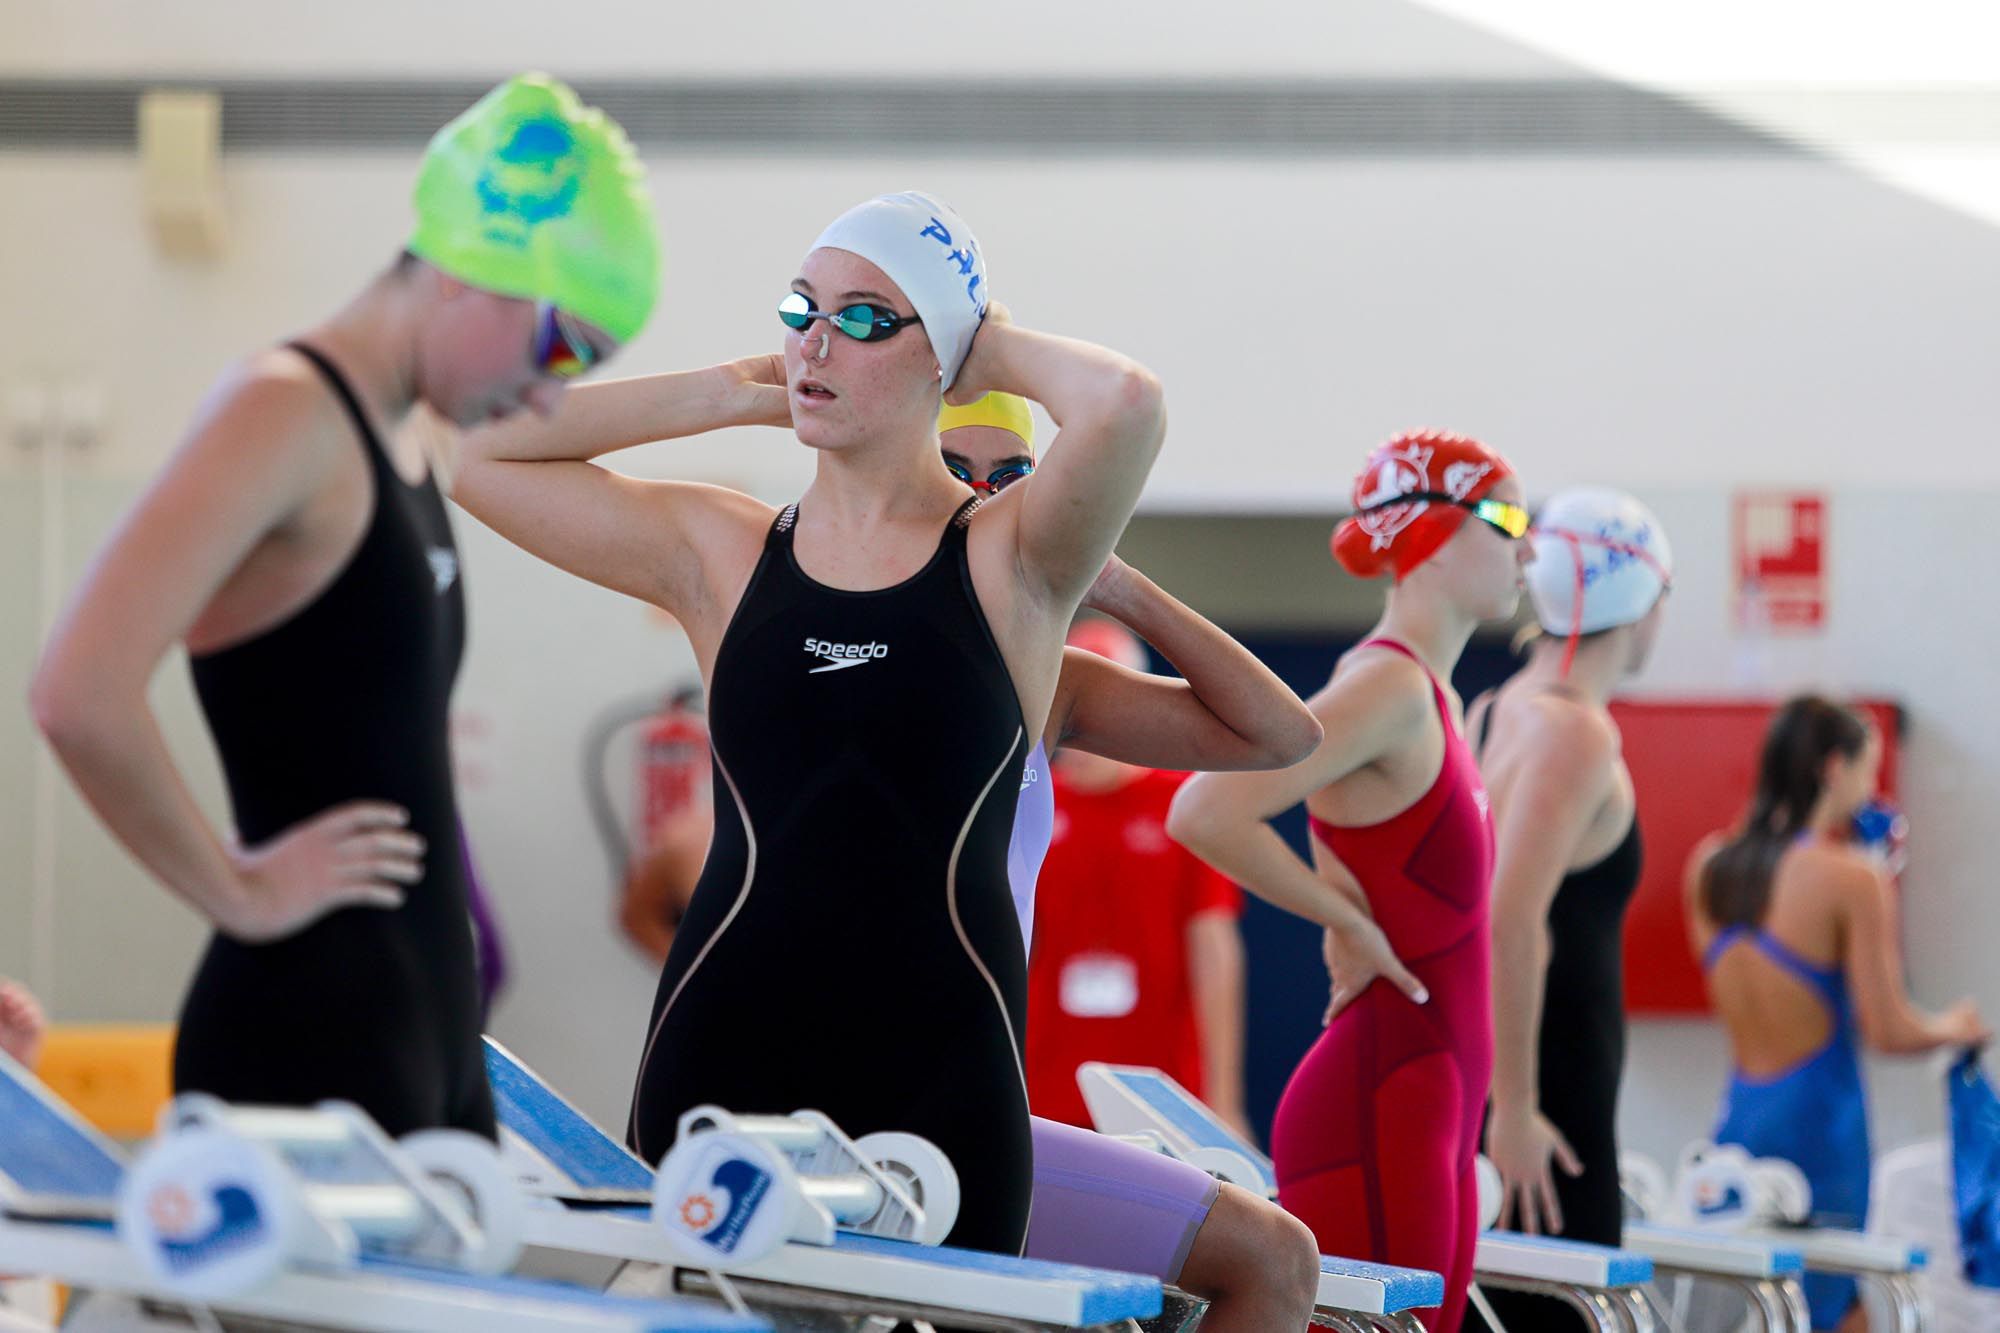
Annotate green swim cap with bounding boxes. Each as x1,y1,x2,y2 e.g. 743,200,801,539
408,73,659,343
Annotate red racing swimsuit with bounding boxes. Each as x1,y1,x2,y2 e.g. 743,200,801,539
1271,638,1495,1331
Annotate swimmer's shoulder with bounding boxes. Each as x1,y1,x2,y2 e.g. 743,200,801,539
169,347,369,497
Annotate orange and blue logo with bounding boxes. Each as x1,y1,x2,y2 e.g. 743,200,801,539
148,1181,269,1274
677,1157,773,1255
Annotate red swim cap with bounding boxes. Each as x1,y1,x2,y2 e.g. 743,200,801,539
1332,430,1514,581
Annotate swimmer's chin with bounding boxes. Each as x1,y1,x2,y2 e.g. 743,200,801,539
793,430,848,454
790,418,862,453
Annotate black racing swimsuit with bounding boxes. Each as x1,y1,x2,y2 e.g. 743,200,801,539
178,343,494,1139
627,498,1034,1255
1472,694,1643,1332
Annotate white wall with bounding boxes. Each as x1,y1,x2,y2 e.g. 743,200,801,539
0,0,1567,79
8,146,1999,504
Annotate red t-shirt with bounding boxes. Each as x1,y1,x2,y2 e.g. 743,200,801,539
1024,767,1241,1127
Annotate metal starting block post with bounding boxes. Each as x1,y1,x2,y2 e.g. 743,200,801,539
1623,1221,1811,1332
1742,1227,1932,1333
1635,1143,1933,1333
1472,1231,1665,1333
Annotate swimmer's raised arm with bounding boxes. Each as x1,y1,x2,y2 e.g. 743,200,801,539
458,355,791,466
1052,558,1319,770
949,310,1165,607
453,357,791,620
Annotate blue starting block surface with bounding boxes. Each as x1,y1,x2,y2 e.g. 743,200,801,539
828,1234,1162,1326
521,1208,1167,1329
1743,1226,1928,1274
1625,1222,1807,1279
1076,1064,1277,1195
484,1038,654,1196
1317,1254,1446,1315
0,1049,126,1213
1477,1231,1654,1288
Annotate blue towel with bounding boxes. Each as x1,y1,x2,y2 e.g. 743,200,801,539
1948,1052,2000,1288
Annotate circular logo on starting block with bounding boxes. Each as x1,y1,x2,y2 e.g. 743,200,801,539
652,1132,794,1266
117,1127,299,1299
1675,1145,1755,1231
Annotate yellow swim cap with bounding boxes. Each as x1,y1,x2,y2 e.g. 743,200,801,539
938,392,1035,454
409,73,660,343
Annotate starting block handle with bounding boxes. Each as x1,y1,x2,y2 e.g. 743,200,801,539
302,1184,427,1243
715,1114,823,1155
205,1106,359,1152
799,1175,885,1224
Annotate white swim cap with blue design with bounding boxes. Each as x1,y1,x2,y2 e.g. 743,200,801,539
809,191,989,390
1528,487,1674,637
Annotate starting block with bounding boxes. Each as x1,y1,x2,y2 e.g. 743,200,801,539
484,1038,1163,1331
1623,1222,1811,1333
1471,1231,1665,1333
1077,1063,1274,1196
1633,1146,1934,1333
0,1048,765,1332
1742,1229,1931,1333
650,1103,955,1264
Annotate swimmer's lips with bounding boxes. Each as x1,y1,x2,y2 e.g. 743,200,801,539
795,378,838,407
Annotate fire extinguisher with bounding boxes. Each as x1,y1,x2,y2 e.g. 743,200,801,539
636,691,712,847
583,684,709,890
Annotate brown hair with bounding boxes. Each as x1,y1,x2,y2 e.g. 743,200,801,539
1701,695,1870,927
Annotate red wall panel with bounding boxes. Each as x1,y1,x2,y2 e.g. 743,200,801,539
1610,698,1902,1016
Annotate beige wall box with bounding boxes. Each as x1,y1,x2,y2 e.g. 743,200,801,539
138,89,226,259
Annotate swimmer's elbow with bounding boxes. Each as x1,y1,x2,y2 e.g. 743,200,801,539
1261,708,1323,769
28,661,97,757
1165,779,1227,857
1117,361,1164,414
29,649,138,761
1097,362,1166,443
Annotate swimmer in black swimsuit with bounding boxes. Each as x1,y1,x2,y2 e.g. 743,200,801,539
1468,488,1671,1332
31,76,658,1137
453,190,1166,1253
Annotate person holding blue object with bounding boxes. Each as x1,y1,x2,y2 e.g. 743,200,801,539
1687,696,1988,1331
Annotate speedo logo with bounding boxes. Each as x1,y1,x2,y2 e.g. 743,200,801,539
803,637,890,674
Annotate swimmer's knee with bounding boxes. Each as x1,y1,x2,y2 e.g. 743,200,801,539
1182,1183,1320,1306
